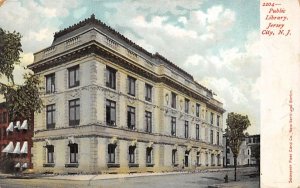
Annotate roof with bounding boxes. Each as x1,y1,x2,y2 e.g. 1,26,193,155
53,14,196,82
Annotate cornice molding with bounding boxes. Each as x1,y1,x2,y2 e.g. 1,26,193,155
30,43,225,113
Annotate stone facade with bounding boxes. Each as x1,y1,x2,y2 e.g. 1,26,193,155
29,15,225,174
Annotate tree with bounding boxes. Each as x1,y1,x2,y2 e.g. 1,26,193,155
226,112,251,181
0,28,43,121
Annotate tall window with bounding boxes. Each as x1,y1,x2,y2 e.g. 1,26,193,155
196,124,200,140
172,149,177,165
217,115,220,127
47,145,54,163
196,103,200,117
171,92,176,108
46,74,55,93
146,147,152,164
127,76,136,96
171,117,176,136
210,130,214,144
185,121,189,138
108,144,116,163
69,99,80,126
106,100,116,126
196,152,200,166
210,112,214,125
106,66,116,89
184,99,189,113
127,106,135,130
145,111,152,133
145,84,152,102
69,143,78,163
217,132,220,145
46,104,56,129
128,146,136,163
68,65,80,88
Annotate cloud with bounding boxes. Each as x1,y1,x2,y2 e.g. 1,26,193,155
0,0,260,134
0,0,81,52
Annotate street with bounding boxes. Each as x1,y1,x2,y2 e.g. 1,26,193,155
0,168,259,188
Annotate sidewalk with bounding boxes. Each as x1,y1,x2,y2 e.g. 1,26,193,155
208,180,259,188
40,166,257,181
0,166,257,181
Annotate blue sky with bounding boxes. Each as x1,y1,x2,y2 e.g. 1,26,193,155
0,0,260,134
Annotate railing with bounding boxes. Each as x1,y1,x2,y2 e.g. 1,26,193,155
44,46,56,57
105,37,119,50
66,36,81,48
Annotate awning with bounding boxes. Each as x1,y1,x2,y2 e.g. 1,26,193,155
22,163,28,168
20,141,28,154
14,121,21,129
15,163,20,168
20,120,28,130
6,122,14,132
12,142,21,154
2,141,14,153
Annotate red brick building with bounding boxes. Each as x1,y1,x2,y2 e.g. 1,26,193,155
0,102,34,170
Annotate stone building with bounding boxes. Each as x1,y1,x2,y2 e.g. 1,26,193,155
223,134,260,167
29,15,225,174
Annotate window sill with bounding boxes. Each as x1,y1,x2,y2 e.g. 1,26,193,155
107,163,120,168
146,163,154,167
43,163,55,167
65,163,79,168
128,163,139,168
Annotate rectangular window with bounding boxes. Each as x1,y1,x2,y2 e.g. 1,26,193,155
69,99,80,126
196,124,200,140
171,92,176,108
184,98,189,113
46,73,55,93
226,148,230,153
196,103,200,117
210,130,214,144
106,66,117,89
185,121,189,138
171,117,176,136
145,111,152,133
106,100,116,126
172,149,177,164
69,143,78,163
127,106,135,130
127,76,136,96
196,152,200,165
2,112,7,124
217,115,220,127
108,144,116,163
46,104,56,129
47,145,54,163
68,65,79,88
146,147,152,164
145,84,152,102
129,146,136,163
210,112,214,125
217,132,220,145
